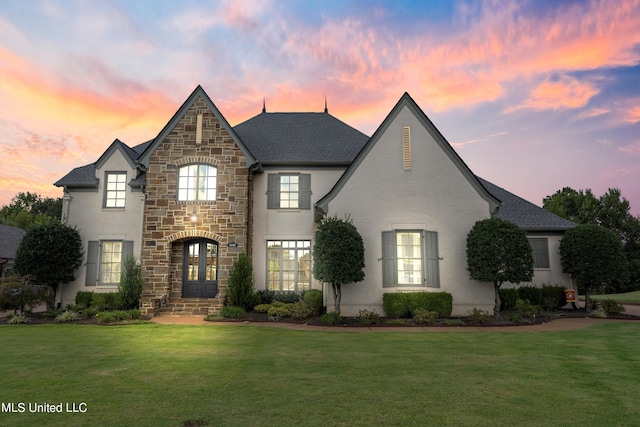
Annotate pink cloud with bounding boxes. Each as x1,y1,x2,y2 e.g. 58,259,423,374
618,140,640,155
506,75,600,112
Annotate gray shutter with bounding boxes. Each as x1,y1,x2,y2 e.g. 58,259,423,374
381,231,396,288
85,241,99,286
122,240,134,260
299,174,311,209
267,174,279,209
424,231,440,288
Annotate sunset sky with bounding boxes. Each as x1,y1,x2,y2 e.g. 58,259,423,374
1,0,639,214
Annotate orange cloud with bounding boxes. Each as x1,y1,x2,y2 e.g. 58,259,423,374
506,75,600,112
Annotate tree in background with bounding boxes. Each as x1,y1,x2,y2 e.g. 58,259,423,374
313,216,365,315
560,224,629,311
544,187,640,291
0,192,62,229
227,253,257,310
12,221,83,307
466,217,533,317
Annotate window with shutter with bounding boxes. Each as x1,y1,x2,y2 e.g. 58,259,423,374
86,240,134,286
267,173,311,210
381,230,440,288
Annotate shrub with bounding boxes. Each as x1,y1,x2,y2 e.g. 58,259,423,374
95,309,140,324
118,255,143,310
320,311,342,326
596,299,625,316
357,309,380,325
55,310,80,323
499,288,518,311
83,306,99,317
515,299,542,317
413,309,438,325
91,292,122,311
75,291,94,308
303,289,323,315
518,285,542,305
0,275,52,314
253,304,272,313
273,291,301,304
227,254,256,310
7,314,29,324
290,302,313,320
220,306,246,319
255,289,276,304
382,293,410,318
541,284,567,310
408,292,453,318
267,305,292,318
468,308,493,324
507,313,523,324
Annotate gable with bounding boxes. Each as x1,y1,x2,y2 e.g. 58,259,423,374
316,92,500,218
138,85,257,168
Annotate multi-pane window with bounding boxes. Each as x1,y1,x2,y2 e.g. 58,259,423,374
267,240,311,292
279,175,299,208
178,165,217,201
186,241,217,282
100,241,122,284
528,238,550,269
267,174,311,209
396,232,423,285
105,172,127,208
382,230,440,288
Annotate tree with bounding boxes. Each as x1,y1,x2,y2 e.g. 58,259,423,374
0,192,62,229
559,224,629,311
118,255,143,309
12,221,84,305
466,217,534,317
227,253,257,310
312,216,365,314
543,187,599,224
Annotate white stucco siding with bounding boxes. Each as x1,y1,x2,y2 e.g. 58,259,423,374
325,105,495,316
58,150,144,307
252,167,346,291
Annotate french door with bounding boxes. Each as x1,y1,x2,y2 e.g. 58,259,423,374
182,239,218,298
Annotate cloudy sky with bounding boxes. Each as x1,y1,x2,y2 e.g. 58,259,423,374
1,0,639,214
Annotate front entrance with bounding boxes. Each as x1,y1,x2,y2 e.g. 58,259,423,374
182,239,218,298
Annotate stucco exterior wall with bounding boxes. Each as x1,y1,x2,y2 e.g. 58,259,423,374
59,149,144,306
325,105,495,316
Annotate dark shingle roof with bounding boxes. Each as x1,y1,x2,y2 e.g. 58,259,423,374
233,112,369,165
0,225,24,260
478,177,576,231
54,163,99,187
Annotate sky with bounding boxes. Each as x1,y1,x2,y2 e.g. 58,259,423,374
1,0,639,215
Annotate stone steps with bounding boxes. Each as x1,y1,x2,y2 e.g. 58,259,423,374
155,298,224,317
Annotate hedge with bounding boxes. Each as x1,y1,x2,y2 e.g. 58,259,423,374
383,292,452,318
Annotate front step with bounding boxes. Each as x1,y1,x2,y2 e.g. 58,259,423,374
155,298,224,317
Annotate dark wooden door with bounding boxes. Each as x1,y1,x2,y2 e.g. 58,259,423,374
183,239,218,298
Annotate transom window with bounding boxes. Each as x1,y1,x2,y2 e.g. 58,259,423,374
178,164,217,201
105,172,127,208
267,240,311,292
100,241,122,284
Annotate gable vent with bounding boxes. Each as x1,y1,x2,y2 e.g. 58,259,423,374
195,113,203,145
403,126,411,170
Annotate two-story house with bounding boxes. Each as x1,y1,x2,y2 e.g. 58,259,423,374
55,86,575,316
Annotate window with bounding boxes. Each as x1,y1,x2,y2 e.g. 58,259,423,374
528,238,550,269
85,240,133,286
178,164,217,201
381,230,440,288
267,240,311,291
105,172,127,208
267,174,311,209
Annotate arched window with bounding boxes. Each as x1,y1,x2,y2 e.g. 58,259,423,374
178,164,217,201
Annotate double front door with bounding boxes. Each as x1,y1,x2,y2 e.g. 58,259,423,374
183,239,218,298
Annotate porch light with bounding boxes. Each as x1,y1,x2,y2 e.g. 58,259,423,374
190,209,198,223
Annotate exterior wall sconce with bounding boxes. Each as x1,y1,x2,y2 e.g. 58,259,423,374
190,208,198,224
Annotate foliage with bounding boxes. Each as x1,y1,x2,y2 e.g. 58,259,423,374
220,306,246,319
6,313,29,324
467,308,493,324
466,217,534,317
303,289,323,315
544,187,640,291
320,311,342,325
499,288,518,311
382,292,453,318
357,309,380,325
0,192,62,229
272,291,301,304
91,292,123,311
226,254,257,310
560,224,629,311
75,291,94,308
517,285,542,306
118,255,143,309
267,305,292,318
515,299,542,318
412,309,438,325
255,289,276,304
95,309,141,324
0,275,53,314
55,310,80,323
441,319,465,326
12,221,84,300
313,215,365,314
382,293,410,318
290,302,313,319
593,299,625,316
253,304,272,313
541,284,568,310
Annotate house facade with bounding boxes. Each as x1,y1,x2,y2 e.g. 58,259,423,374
55,86,575,316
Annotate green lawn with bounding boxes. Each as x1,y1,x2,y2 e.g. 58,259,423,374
587,290,640,304
1,323,639,427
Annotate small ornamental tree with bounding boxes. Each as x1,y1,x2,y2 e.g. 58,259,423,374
12,221,83,305
560,224,629,311
312,216,365,314
227,253,256,310
118,255,143,309
466,217,534,317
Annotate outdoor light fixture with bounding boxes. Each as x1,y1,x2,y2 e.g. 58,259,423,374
190,209,198,223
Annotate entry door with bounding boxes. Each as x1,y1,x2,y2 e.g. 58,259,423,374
183,239,218,298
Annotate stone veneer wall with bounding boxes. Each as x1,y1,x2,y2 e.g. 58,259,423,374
140,97,249,315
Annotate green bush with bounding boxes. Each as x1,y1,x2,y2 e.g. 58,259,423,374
383,292,453,318
382,293,410,318
596,299,625,316
468,308,492,324
320,311,342,326
95,309,141,324
91,292,122,311
253,304,272,313
255,289,276,304
290,302,313,319
83,306,99,317
75,291,94,308
7,314,29,324
515,299,542,317
0,275,52,314
303,289,323,315
499,288,518,311
118,255,143,310
518,285,542,305
267,305,292,318
220,306,246,319
227,254,256,310
273,291,301,304
412,309,438,325
357,309,380,325
55,310,80,323
541,284,567,310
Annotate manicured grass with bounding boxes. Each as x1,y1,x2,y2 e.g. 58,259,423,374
1,323,639,426
587,290,640,304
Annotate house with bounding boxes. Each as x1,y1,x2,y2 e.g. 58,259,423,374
55,86,575,316
0,225,24,277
